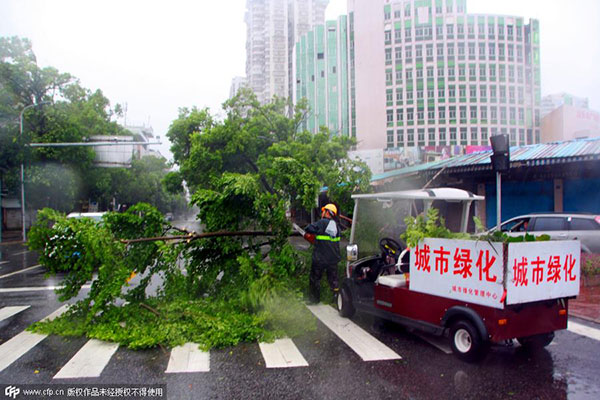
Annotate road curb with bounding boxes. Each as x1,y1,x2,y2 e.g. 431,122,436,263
570,312,600,325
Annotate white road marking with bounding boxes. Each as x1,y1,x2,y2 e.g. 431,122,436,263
0,264,42,279
12,250,32,256
568,320,600,341
0,284,91,293
306,304,401,361
0,305,69,373
0,261,10,265
0,306,30,322
165,343,210,373
259,338,309,368
54,339,119,379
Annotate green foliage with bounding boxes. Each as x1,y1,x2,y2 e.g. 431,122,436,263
26,87,366,351
402,208,470,248
581,253,600,277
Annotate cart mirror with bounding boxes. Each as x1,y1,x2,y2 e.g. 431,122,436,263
347,244,358,261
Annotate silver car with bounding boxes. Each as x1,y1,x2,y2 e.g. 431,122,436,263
490,213,600,253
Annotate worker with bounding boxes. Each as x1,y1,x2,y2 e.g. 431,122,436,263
305,203,341,303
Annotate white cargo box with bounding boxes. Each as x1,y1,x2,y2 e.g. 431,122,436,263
409,238,580,309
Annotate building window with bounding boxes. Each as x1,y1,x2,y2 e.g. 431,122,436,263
460,106,467,120
405,46,412,60
437,67,444,77
489,43,495,57
450,127,457,144
490,86,497,99
438,107,446,119
468,42,476,58
406,90,413,100
449,108,456,119
471,127,478,142
395,70,402,83
490,107,497,120
415,45,423,59
385,48,392,64
407,129,414,146
479,43,486,59
387,130,394,148
387,109,394,124
397,129,404,146
404,4,411,17
469,85,477,98
519,108,524,123
428,128,436,143
418,128,425,144
480,85,487,98
470,106,477,119
460,127,468,144
427,67,434,78
448,86,456,98
317,52,324,59
458,43,465,57
439,128,447,142
436,25,444,38
480,106,488,119
428,89,435,98
386,71,393,85
459,66,466,78
405,28,412,40
448,67,455,78
407,108,414,121
481,128,488,142
447,24,454,36
438,88,445,97
385,31,391,43
459,86,466,98
510,107,516,121
396,109,403,122
416,69,423,78
395,29,402,42
437,43,444,57
396,89,403,103
447,43,455,57
406,69,413,79
457,24,465,36
386,90,393,105
417,110,424,120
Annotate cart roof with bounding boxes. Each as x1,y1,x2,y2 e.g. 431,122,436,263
351,188,484,201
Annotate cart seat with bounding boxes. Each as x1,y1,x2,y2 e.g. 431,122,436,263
376,273,408,288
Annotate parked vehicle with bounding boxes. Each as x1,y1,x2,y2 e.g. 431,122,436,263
66,212,106,223
338,188,580,361
488,212,600,253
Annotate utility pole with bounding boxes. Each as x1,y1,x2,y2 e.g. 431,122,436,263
19,101,50,242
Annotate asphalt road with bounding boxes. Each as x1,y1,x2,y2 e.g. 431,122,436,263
1,242,600,400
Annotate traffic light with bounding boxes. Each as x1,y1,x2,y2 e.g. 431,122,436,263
490,134,510,172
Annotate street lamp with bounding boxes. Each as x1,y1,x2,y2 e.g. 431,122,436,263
490,133,510,231
19,101,50,242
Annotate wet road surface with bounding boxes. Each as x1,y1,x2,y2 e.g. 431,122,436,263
1,242,600,400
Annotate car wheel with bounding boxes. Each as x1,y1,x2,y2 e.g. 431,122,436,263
337,285,355,318
449,320,487,362
517,332,554,349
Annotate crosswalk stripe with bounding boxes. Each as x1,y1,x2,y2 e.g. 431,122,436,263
165,343,210,373
0,264,42,279
0,305,30,322
0,305,69,373
568,320,600,341
0,284,91,293
306,304,401,361
259,338,309,368
54,339,119,379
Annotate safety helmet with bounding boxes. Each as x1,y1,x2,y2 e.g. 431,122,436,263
322,203,337,216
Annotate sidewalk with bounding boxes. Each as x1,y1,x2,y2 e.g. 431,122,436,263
0,230,24,246
570,284,600,324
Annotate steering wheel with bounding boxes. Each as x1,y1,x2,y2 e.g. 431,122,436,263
379,237,404,262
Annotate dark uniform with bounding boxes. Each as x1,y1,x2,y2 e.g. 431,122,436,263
305,214,341,303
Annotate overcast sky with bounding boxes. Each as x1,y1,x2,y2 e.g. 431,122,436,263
1,0,599,160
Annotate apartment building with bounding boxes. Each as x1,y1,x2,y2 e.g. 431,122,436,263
348,0,541,152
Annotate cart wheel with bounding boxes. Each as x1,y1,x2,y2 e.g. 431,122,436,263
337,286,355,318
517,332,554,349
449,320,487,362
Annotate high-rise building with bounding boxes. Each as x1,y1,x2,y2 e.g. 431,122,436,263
348,0,541,153
245,0,328,104
541,92,589,118
294,16,350,136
